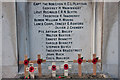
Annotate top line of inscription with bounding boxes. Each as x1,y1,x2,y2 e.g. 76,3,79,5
33,2,88,6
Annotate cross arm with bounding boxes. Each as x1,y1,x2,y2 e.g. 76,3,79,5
48,66,52,70
97,60,101,63
82,60,86,62
26,67,29,71
69,64,72,69
42,60,46,63
29,60,37,63
56,66,59,70
60,64,64,69
34,67,37,71
73,60,77,63
88,60,92,63
19,61,24,64
19,54,28,64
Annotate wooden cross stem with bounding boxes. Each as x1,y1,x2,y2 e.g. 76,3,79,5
48,62,59,77
88,54,101,75
73,54,86,77
38,55,42,77
29,54,46,78
61,61,72,76
19,54,29,77
26,63,37,78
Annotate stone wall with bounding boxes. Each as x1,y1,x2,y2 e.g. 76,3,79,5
1,1,119,78
102,2,118,78
0,1,2,80
2,2,18,78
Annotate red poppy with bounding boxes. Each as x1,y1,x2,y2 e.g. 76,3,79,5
92,58,98,64
58,76,61,78
29,66,34,72
77,58,83,64
24,76,29,79
24,77,26,79
64,64,68,70
52,65,56,71
37,59,42,64
24,60,29,65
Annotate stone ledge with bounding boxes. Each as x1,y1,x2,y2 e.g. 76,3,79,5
2,65,18,78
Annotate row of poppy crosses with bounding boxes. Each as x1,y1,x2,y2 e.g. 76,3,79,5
19,54,101,79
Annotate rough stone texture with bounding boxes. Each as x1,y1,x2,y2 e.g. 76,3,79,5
2,2,18,78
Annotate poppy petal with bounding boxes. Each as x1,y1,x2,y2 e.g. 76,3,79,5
24,60,29,65
64,64,68,70
78,58,83,64
52,65,56,71
37,59,42,64
29,66,34,72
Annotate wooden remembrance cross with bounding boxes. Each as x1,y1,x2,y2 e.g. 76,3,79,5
26,63,37,78
73,54,86,77
19,54,29,77
19,54,46,78
48,62,59,77
88,54,101,75
30,54,46,78
61,61,72,76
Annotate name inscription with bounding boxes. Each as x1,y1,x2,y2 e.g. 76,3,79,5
29,1,92,61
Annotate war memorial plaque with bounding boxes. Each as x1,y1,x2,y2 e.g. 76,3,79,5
28,1,93,61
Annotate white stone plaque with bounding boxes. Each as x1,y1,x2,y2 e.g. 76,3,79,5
28,1,93,61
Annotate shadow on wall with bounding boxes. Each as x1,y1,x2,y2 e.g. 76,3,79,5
102,2,118,78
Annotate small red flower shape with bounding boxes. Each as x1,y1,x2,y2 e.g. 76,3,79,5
37,59,42,64
24,77,26,79
64,64,68,70
92,58,98,64
58,76,61,78
78,58,83,64
52,65,56,71
24,76,29,79
29,66,34,72
24,60,29,65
